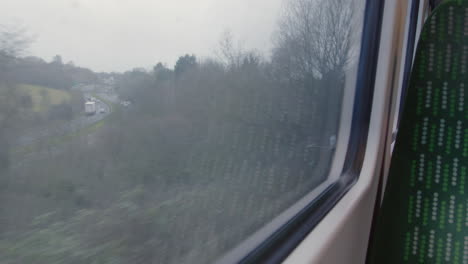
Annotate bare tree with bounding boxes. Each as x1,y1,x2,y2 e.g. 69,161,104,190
272,0,360,175
216,30,245,70
0,24,32,57
272,0,356,82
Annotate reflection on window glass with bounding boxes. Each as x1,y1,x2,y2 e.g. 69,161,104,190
0,0,365,263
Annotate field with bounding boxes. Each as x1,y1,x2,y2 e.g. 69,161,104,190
17,84,71,113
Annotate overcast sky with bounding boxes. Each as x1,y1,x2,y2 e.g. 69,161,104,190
1,0,283,72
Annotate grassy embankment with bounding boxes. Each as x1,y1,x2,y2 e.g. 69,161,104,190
17,84,71,112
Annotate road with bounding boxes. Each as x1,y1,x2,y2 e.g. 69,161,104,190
13,92,113,149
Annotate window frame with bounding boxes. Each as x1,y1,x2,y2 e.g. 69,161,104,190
282,0,428,263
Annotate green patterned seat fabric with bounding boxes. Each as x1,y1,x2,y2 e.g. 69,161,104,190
368,1,468,263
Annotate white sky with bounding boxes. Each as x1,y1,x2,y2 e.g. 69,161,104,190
1,0,283,72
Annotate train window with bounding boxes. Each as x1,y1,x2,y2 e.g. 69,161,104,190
0,0,372,263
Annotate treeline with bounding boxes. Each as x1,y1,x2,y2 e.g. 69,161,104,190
7,55,98,90
0,0,360,263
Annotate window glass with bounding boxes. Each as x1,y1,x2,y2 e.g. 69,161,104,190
0,0,366,263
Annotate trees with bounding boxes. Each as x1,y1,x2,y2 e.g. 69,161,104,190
0,24,32,175
0,24,31,57
272,0,356,83
52,55,63,65
153,62,173,82
272,0,359,174
5,54,97,90
217,30,244,69
174,54,197,78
